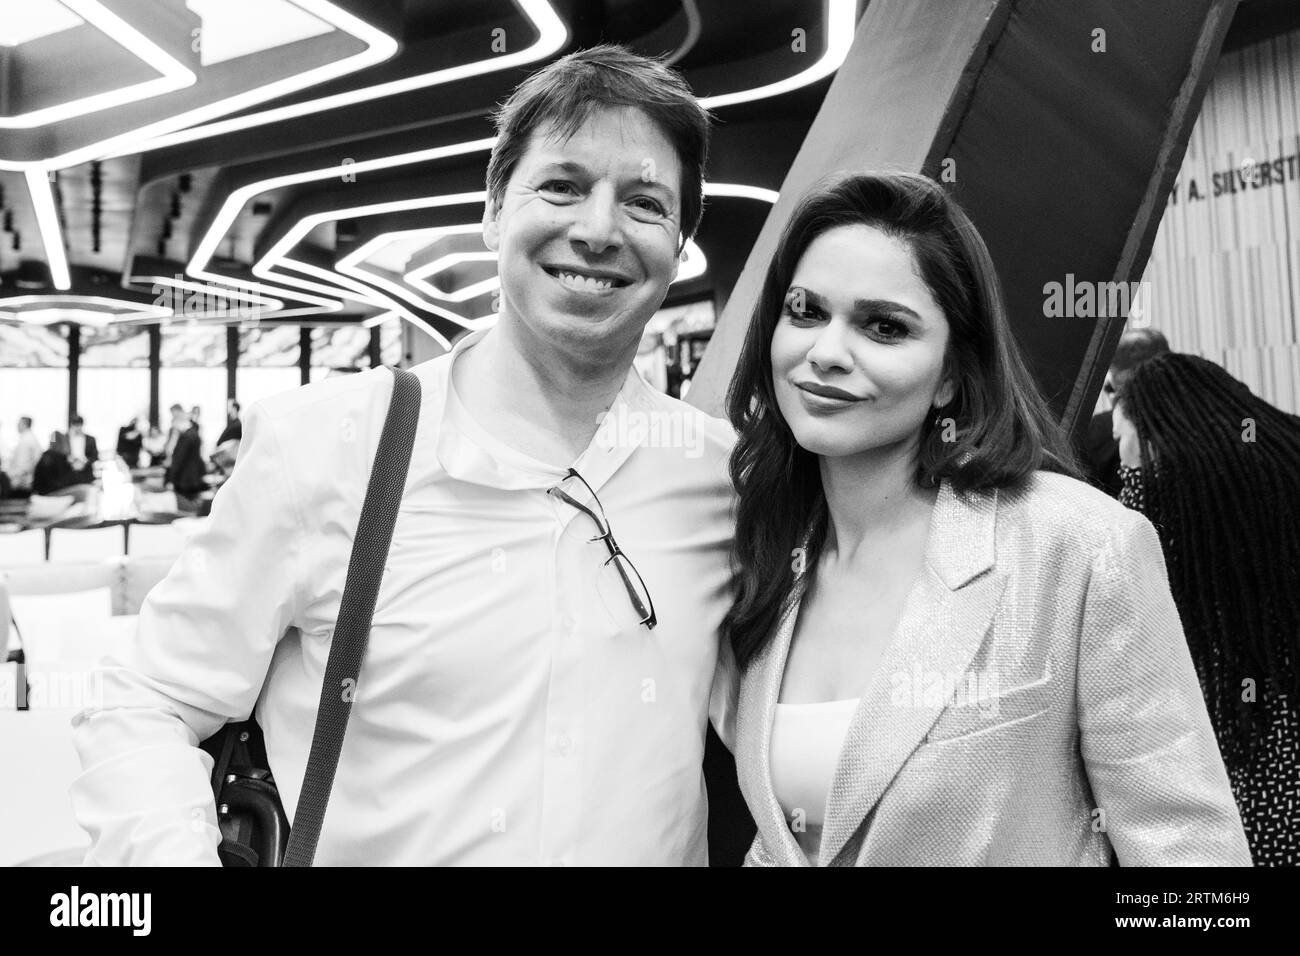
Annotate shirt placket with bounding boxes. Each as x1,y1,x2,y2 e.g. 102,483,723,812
534,386,646,866
537,494,588,867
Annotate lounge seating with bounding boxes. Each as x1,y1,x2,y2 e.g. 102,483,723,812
0,554,177,866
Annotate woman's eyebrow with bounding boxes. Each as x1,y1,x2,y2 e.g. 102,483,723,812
795,287,923,321
852,298,923,321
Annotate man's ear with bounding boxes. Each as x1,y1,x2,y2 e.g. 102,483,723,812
482,198,501,252
672,236,688,282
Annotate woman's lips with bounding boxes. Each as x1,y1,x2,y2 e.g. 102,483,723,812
796,382,864,402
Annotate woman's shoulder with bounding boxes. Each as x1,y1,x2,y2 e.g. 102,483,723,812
991,470,1150,549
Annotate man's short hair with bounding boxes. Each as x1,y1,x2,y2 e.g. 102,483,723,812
1110,327,1170,398
69,414,84,427
1112,327,1170,375
18,416,31,429
170,404,184,414
485,44,712,249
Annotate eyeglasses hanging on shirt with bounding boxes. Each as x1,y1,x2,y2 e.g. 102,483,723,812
547,468,658,630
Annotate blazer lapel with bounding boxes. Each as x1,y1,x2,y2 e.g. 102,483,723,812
741,574,812,867
819,481,1008,866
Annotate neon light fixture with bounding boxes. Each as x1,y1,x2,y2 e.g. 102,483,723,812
186,0,334,67
25,170,72,291
697,0,856,110
0,0,399,172
0,294,170,324
0,0,195,131
406,252,500,303
112,0,568,157
0,0,84,47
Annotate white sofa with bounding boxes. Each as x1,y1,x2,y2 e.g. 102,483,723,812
0,555,177,866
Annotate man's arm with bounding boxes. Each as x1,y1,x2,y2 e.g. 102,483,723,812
70,402,304,865
1077,512,1252,866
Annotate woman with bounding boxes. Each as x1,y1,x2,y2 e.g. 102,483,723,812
722,172,1251,866
1112,353,1300,866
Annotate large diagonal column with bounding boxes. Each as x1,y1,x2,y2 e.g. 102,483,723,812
688,0,1238,445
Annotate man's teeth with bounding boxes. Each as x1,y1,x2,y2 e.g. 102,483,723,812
555,270,616,292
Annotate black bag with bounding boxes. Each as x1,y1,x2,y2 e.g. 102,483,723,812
199,366,421,867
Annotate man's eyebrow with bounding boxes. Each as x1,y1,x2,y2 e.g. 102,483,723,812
531,159,679,201
532,160,590,177
797,287,924,321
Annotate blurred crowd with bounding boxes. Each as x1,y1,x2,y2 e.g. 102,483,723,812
0,399,243,511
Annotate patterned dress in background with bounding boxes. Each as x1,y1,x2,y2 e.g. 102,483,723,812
1119,463,1299,866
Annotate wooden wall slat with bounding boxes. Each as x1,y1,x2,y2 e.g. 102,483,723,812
1142,26,1300,412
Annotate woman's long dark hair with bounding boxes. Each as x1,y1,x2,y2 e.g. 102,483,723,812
722,172,1077,669
1118,353,1300,764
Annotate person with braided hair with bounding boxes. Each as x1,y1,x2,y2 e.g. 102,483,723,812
1112,352,1300,865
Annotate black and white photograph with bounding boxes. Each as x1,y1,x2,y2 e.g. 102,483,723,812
0,0,1296,929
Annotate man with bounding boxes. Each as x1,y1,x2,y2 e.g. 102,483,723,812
1082,327,1170,497
59,415,99,486
216,400,242,446
5,416,43,496
71,45,736,866
163,406,207,507
162,403,186,466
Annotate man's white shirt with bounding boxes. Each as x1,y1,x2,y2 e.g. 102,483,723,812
6,430,42,489
70,329,738,865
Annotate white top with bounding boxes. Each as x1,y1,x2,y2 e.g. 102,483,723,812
771,698,860,843
6,430,42,489
70,328,739,866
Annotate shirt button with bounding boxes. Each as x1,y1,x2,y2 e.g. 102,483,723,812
551,733,572,757
560,616,576,632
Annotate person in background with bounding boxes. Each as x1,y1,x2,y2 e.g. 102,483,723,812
163,404,185,467
1082,327,1169,497
116,413,147,469
1112,352,1300,866
5,416,43,497
164,406,207,509
216,400,242,446
141,423,167,466
32,431,75,495
59,415,99,486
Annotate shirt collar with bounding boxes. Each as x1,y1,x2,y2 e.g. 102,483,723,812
430,328,652,493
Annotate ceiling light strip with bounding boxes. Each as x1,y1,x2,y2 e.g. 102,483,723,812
111,0,567,158
24,169,72,291
0,0,196,130
698,0,856,110
0,0,399,172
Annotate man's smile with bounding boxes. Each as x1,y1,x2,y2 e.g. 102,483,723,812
541,263,633,294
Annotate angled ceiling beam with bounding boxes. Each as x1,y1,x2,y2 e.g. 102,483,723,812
687,0,1239,452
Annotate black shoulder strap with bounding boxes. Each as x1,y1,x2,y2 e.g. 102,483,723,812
282,366,421,867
